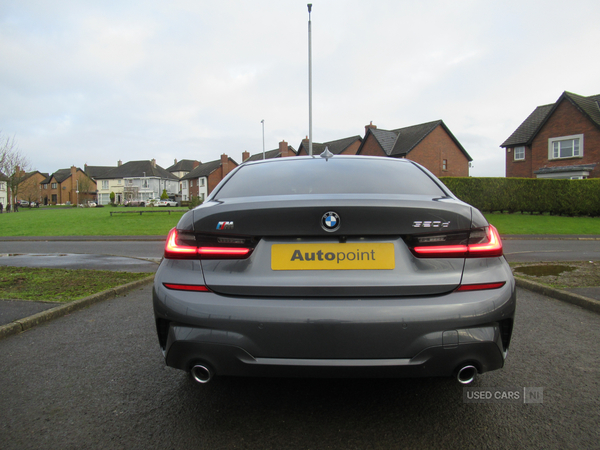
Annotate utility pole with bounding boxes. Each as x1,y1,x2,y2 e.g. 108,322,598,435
308,4,313,157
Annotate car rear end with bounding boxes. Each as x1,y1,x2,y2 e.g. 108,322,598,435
153,156,515,383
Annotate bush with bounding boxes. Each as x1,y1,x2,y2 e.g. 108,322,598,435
188,196,203,210
439,177,600,216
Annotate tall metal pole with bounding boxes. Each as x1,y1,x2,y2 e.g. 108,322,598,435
261,119,265,159
308,4,313,157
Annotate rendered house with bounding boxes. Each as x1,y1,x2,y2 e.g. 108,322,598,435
94,160,179,205
242,141,297,162
41,167,96,205
0,173,7,207
182,154,238,202
356,121,472,177
501,91,600,179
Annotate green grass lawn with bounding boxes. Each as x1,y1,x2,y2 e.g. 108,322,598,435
0,206,598,236
0,266,150,302
484,212,600,235
0,206,187,236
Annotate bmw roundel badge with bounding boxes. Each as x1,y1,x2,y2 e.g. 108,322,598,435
321,211,340,232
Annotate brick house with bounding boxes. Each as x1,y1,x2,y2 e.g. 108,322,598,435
356,121,472,177
501,91,600,179
242,141,296,162
296,135,362,157
183,154,238,201
17,171,49,204
41,166,96,205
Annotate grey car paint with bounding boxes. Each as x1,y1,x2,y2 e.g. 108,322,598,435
152,156,516,381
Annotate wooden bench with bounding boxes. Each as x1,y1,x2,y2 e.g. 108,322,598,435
109,209,183,217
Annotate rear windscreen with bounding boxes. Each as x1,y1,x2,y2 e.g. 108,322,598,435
214,158,447,198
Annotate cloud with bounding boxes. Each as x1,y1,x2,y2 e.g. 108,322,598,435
0,0,599,177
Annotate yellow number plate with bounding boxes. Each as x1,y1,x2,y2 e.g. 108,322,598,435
271,243,395,271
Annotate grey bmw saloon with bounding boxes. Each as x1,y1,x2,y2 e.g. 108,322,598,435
153,155,516,385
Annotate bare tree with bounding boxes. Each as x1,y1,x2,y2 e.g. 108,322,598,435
0,132,31,205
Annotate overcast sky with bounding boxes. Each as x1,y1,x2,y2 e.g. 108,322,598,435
1,0,599,177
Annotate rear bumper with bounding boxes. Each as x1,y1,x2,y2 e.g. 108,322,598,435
153,274,516,379
163,327,507,379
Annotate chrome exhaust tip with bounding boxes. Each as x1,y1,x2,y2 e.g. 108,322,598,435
191,364,213,384
457,365,477,385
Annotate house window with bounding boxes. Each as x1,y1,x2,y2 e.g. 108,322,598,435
118,180,122,185
199,178,205,187
182,180,187,189
142,179,149,188
51,183,57,189
549,135,583,159
43,184,47,190
514,146,525,160
442,159,448,171
1,182,6,191
102,180,109,189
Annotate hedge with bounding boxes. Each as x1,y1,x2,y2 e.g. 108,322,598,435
439,177,600,217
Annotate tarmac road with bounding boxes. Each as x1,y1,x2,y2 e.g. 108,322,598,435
0,284,598,449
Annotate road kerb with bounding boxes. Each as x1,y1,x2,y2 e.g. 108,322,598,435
515,277,600,314
0,275,154,340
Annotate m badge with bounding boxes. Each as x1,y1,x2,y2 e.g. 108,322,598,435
216,221,234,230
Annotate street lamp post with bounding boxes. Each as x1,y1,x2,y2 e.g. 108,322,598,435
261,119,265,160
307,4,313,157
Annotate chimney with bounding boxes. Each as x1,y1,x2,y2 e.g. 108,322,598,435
365,122,377,135
118,160,122,167
242,151,250,162
279,140,289,157
71,165,77,177
192,160,200,169
174,158,178,165
302,136,309,155
151,158,156,168
221,154,229,176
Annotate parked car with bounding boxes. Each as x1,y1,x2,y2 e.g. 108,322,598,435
153,155,516,385
124,199,145,207
158,199,178,207
146,198,160,207
16,200,29,207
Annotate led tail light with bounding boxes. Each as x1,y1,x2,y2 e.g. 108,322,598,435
411,225,503,258
164,228,253,260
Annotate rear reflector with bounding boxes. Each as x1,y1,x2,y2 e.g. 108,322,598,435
163,283,211,292
455,282,506,292
412,225,503,258
164,228,253,260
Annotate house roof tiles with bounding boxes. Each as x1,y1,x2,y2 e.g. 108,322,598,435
181,157,238,180
95,160,178,180
166,159,200,172
501,91,600,148
245,146,297,162
361,120,472,161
